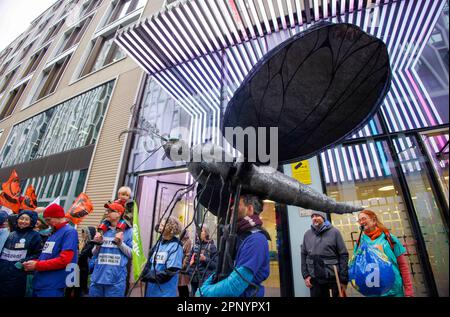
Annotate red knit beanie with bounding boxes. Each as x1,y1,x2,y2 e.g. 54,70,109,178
44,204,65,218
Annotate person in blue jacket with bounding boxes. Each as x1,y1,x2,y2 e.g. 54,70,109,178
89,202,133,297
143,216,184,297
197,194,270,297
23,204,79,297
0,210,42,297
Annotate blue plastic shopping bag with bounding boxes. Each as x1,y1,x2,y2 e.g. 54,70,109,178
349,242,395,296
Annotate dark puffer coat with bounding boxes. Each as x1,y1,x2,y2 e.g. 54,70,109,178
0,210,42,297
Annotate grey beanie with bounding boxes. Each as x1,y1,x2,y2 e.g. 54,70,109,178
310,210,327,219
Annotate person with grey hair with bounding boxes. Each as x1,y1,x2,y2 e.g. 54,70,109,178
187,224,218,295
301,211,348,297
142,216,184,297
197,194,270,297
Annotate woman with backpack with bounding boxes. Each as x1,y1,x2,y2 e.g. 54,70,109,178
356,210,414,297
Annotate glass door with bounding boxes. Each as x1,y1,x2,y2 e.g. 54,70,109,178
323,140,429,296
420,130,449,209
395,133,449,297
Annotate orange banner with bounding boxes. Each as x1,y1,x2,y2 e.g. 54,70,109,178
0,170,21,214
20,184,38,210
65,192,94,225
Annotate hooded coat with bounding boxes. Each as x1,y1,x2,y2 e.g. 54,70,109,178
0,210,42,297
78,226,96,291
301,220,349,285
187,238,218,284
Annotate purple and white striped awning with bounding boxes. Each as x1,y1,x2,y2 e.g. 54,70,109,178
115,0,448,153
116,0,381,76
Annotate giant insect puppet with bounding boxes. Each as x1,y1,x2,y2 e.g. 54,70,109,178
126,22,391,288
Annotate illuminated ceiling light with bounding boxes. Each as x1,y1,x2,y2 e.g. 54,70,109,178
295,0,303,26
286,0,295,27
257,0,271,34
248,0,264,37
267,0,279,32
263,199,275,204
276,0,287,29
378,185,395,191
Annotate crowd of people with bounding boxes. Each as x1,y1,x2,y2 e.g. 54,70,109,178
0,183,415,298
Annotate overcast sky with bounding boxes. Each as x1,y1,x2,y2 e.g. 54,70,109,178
0,0,58,51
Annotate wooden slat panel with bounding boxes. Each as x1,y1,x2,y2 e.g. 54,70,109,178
81,68,141,229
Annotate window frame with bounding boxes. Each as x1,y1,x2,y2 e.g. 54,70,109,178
21,46,49,79
56,16,92,56
105,0,145,26
42,18,66,45
0,82,28,120
33,54,71,102
0,68,18,94
79,32,124,77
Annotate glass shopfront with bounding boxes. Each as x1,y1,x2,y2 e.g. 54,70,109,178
322,134,449,297
133,169,283,296
122,1,449,297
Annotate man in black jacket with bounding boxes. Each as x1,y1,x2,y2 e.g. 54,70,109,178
301,211,348,297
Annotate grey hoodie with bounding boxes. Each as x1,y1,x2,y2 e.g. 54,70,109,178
301,221,349,284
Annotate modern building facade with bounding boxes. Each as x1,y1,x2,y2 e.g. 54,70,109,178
0,0,157,229
0,0,448,297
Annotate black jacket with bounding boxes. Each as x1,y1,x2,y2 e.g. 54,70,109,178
0,212,42,297
301,222,349,284
187,239,217,283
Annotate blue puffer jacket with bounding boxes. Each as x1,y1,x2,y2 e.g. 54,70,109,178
0,210,42,297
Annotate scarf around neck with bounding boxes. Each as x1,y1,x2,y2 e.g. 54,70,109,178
365,226,383,240
237,214,263,234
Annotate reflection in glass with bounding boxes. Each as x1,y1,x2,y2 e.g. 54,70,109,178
323,141,429,297
394,134,449,297
20,169,88,211
421,132,449,208
0,81,114,168
127,78,191,173
134,171,282,296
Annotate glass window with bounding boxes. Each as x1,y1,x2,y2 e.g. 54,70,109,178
323,140,430,297
0,81,114,168
421,132,449,207
20,41,34,60
261,200,282,296
80,0,102,18
0,59,12,77
394,134,449,297
106,0,145,25
42,19,66,44
57,17,92,55
33,55,71,101
12,37,27,55
0,68,17,94
25,169,88,211
21,46,48,79
135,171,282,296
81,33,125,76
414,6,449,125
0,82,28,120
127,78,191,173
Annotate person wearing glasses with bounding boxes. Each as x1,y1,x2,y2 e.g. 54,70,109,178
89,202,133,297
355,210,414,297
